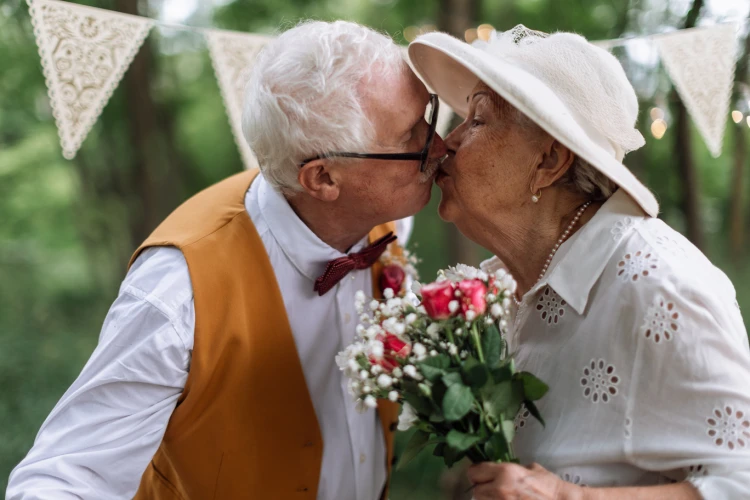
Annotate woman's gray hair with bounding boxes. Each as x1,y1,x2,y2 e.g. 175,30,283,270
494,95,617,201
242,21,406,193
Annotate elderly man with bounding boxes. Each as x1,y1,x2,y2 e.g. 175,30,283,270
8,20,446,499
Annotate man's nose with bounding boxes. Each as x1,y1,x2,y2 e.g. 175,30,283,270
429,132,448,159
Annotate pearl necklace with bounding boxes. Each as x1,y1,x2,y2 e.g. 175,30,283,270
513,201,592,307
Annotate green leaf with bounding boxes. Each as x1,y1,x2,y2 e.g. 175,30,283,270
421,354,451,369
446,429,481,452
484,432,510,462
518,371,549,401
442,383,475,421
442,371,463,387
433,442,446,457
490,361,514,383
403,390,433,416
419,364,445,382
482,380,523,420
417,355,451,382
462,357,488,388
398,430,430,469
442,444,464,468
481,324,502,368
524,400,546,427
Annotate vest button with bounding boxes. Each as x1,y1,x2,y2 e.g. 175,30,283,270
303,441,314,447
389,422,397,432
296,487,309,492
391,455,398,466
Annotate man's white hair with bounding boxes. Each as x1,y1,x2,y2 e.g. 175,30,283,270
242,20,406,193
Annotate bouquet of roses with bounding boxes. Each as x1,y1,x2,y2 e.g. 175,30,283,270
337,264,548,468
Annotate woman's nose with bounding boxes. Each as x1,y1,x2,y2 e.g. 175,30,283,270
443,124,463,152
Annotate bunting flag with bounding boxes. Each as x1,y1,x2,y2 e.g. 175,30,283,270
25,1,743,162
656,23,739,157
205,29,272,170
28,0,154,159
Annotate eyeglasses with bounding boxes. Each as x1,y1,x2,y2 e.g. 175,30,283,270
300,93,440,172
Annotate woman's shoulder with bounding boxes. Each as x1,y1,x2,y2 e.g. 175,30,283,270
607,217,742,335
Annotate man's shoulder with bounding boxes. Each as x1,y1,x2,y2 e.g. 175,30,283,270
122,246,194,320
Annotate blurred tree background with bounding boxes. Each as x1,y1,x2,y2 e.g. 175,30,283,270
1,0,749,497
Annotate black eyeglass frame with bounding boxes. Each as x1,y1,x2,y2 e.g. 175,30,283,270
300,93,440,172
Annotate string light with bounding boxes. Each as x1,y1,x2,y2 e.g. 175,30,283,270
732,110,743,123
465,28,478,43
747,116,750,128
649,107,664,121
403,26,419,42
651,118,667,139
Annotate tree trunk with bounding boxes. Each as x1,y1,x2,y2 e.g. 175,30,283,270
437,0,482,267
114,0,186,250
672,0,705,250
729,16,750,263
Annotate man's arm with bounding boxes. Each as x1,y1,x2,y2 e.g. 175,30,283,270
7,248,193,499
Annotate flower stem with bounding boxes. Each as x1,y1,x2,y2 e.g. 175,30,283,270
471,323,484,363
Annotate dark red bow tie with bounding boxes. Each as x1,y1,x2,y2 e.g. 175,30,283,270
313,232,397,296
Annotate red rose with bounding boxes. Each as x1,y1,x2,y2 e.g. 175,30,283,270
380,264,406,295
420,280,456,319
370,334,411,372
458,279,487,316
383,334,411,359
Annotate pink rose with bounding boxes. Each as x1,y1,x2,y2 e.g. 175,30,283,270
458,279,487,316
420,280,456,319
380,264,406,295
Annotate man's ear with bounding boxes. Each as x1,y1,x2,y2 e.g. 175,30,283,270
298,159,341,202
531,139,575,192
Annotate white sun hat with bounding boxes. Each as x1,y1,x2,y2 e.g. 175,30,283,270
408,25,659,217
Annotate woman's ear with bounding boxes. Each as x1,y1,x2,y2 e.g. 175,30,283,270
298,160,341,202
532,139,575,191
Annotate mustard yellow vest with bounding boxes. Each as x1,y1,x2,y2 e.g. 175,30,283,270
129,170,399,499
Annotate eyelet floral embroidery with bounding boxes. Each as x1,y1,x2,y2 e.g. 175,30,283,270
706,407,750,450
536,286,567,325
616,250,659,282
514,405,531,432
559,472,587,486
611,217,635,241
581,359,620,403
640,295,680,343
685,464,709,477
653,233,688,259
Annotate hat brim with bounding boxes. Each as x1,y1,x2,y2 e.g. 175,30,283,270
408,32,659,217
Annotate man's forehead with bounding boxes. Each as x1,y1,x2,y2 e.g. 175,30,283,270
363,68,427,115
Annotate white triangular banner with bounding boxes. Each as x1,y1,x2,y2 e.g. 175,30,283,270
205,29,273,170
28,0,153,159
657,23,738,157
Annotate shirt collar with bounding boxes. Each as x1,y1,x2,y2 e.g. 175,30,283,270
257,176,368,282
481,189,649,315
543,189,649,315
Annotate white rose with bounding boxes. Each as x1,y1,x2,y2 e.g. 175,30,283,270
397,402,419,431
365,395,378,409
388,390,399,402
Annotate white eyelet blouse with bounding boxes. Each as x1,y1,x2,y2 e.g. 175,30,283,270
482,189,750,498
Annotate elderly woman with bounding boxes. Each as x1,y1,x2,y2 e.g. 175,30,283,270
408,26,750,499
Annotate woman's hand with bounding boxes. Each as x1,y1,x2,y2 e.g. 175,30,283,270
467,462,582,500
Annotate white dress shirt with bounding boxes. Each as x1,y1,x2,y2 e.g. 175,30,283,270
7,175,413,500
482,189,750,498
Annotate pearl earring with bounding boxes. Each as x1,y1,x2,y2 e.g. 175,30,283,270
531,189,542,203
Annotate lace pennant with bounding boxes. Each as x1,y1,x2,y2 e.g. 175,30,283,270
28,0,154,159
205,29,272,171
657,23,739,158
